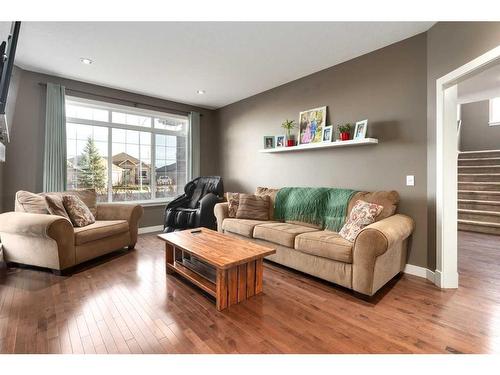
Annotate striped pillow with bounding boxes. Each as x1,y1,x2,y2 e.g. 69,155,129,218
236,194,270,221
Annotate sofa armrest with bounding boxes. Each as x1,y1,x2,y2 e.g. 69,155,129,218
214,202,229,232
96,204,144,246
0,212,72,239
0,212,75,270
352,214,415,296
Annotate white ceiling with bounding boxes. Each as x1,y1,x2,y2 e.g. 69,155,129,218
1,22,434,109
458,62,500,103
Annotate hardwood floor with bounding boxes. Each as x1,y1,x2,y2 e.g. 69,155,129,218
0,230,499,354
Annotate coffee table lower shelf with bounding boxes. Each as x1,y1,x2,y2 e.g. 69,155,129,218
165,243,264,311
166,262,216,297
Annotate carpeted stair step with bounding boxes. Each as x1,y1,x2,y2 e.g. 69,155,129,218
458,173,500,182
458,199,500,212
458,157,500,166
458,165,500,174
458,190,500,201
458,219,500,235
458,150,500,159
458,182,500,191
458,209,500,224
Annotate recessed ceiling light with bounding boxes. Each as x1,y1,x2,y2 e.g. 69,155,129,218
80,58,93,65
197,90,205,95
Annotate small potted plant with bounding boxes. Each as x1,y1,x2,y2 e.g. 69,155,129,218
337,123,352,141
281,119,296,147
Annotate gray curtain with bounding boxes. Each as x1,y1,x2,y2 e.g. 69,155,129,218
43,83,67,192
189,111,200,179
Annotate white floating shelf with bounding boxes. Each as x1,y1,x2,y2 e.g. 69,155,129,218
259,138,378,153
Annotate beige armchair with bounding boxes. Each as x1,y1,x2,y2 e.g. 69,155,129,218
0,191,143,274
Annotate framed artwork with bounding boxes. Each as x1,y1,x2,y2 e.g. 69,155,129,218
298,106,327,145
354,119,368,140
263,136,275,149
322,125,333,142
275,135,286,147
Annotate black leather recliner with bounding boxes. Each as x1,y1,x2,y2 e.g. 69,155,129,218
163,176,224,233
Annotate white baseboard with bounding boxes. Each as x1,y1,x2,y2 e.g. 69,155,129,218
404,263,435,284
403,264,427,278
138,225,164,234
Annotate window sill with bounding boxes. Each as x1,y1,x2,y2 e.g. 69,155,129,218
101,199,173,207
489,122,500,126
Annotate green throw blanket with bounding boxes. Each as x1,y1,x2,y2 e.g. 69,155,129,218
274,187,357,231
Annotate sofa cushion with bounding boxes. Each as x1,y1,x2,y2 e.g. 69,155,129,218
255,187,279,220
45,194,71,220
340,200,384,242
294,230,353,263
236,194,270,220
74,220,129,245
63,195,96,227
348,191,399,221
253,222,319,248
222,218,270,238
43,189,98,217
225,192,240,218
15,191,49,214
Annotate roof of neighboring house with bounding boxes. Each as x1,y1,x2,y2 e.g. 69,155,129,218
68,152,150,170
112,152,151,169
156,162,177,173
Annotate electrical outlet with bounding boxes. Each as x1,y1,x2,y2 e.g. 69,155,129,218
406,175,415,186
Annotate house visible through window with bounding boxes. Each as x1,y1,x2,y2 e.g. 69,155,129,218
490,97,500,126
66,97,190,203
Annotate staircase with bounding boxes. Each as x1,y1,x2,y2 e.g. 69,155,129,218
458,150,500,235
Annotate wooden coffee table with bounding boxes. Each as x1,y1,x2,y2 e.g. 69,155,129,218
158,228,276,311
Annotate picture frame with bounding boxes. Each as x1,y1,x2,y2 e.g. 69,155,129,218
298,106,327,145
275,135,286,147
263,136,275,149
353,119,368,140
322,125,333,142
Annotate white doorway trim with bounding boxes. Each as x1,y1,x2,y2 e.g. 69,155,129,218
435,45,500,288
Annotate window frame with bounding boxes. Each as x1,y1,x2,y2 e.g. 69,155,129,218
489,97,500,126
65,96,191,205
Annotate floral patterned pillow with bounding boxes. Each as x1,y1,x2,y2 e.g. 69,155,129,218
339,200,384,242
226,192,240,218
62,195,96,227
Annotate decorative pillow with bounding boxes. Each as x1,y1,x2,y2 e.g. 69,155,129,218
255,187,279,220
15,191,49,214
62,195,96,227
226,192,240,218
45,194,71,220
236,194,270,221
339,200,384,242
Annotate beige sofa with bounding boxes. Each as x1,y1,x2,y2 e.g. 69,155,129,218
0,190,143,274
214,189,414,296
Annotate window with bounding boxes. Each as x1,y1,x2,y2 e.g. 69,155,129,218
65,97,190,203
490,97,500,126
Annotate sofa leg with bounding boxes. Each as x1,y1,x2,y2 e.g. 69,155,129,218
128,244,136,251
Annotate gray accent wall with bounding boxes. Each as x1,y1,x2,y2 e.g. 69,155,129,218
460,100,500,151
0,65,21,213
1,68,219,227
426,22,500,270
215,34,428,267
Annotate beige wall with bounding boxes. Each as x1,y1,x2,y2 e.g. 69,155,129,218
426,22,500,269
2,68,219,227
460,100,500,151
215,34,428,267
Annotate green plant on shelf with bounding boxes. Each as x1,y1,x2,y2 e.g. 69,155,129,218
281,119,296,138
337,123,352,133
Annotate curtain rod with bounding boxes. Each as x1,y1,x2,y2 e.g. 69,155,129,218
37,82,201,117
